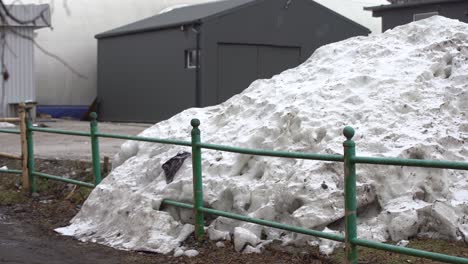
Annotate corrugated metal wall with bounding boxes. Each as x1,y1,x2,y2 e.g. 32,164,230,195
0,4,50,117
4,28,35,104
0,28,35,117
0,4,50,27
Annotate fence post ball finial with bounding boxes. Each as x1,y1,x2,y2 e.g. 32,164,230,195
191,119,200,128
343,126,355,140
90,112,98,121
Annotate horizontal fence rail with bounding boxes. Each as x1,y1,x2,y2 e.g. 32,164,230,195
354,156,468,170
0,168,22,175
0,104,29,189
0,117,20,122
162,199,346,242
32,172,95,188
0,152,21,160
95,132,192,147
197,142,344,161
0,128,20,134
0,111,467,264
30,127,92,137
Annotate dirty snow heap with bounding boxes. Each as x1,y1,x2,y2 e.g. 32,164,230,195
57,17,468,255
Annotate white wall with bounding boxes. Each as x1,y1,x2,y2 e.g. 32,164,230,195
6,0,388,106
6,0,218,106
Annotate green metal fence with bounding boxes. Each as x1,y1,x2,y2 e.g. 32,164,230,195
0,112,467,264
0,127,22,177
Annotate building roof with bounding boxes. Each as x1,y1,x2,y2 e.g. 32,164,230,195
96,0,257,39
96,0,370,39
364,0,466,13
0,4,51,28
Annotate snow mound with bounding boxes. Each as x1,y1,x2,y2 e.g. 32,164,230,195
0,122,15,128
158,4,190,15
57,16,468,254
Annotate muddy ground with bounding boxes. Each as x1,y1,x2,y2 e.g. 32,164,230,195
0,158,327,264
0,158,467,264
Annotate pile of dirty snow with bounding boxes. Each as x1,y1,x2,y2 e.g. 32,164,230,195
57,17,468,255
0,122,15,128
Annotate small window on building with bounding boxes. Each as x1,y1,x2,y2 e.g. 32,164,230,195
413,12,439,21
185,50,199,69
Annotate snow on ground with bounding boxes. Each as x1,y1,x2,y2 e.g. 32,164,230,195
0,122,15,128
57,16,468,255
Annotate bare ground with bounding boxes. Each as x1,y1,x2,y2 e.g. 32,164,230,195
0,157,467,264
0,158,327,264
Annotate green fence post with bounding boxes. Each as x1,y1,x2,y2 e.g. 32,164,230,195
25,112,36,194
90,112,102,185
343,126,358,264
191,119,205,240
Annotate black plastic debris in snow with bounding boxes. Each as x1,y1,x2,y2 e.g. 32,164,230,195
162,151,191,184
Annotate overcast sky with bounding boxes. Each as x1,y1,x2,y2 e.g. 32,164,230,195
314,0,389,33
146,0,391,33
5,0,390,33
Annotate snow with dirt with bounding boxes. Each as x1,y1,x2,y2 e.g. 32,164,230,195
57,17,468,255
0,122,15,128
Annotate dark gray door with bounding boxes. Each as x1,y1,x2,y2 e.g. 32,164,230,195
218,44,258,103
217,44,300,103
258,46,301,79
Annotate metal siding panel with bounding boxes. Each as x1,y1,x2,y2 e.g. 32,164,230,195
258,46,301,79
96,0,255,38
98,28,197,122
216,44,300,103
202,0,370,106
0,4,51,28
378,3,468,31
4,28,35,104
217,44,258,103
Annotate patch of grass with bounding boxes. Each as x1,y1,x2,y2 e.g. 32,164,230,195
0,170,27,205
66,187,92,204
35,177,56,193
0,189,27,205
330,239,468,263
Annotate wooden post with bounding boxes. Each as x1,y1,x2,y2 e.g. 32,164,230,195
18,103,29,191
103,156,110,175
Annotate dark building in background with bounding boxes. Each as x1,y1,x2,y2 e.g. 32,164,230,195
365,0,468,32
96,0,370,123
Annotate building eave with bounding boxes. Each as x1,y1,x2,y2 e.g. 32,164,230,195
364,0,465,14
95,20,200,39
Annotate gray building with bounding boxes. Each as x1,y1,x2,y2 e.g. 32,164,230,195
0,4,51,117
96,0,370,123
365,0,468,32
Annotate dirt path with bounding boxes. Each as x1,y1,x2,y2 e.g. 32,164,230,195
0,206,327,264
0,208,147,264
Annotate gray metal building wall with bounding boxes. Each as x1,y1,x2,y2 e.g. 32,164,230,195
4,28,36,104
0,4,50,117
374,2,468,31
97,28,198,122
0,28,35,117
0,5,50,28
98,0,369,123
200,0,370,106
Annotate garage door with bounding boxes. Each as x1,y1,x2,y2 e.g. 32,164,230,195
218,44,301,103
